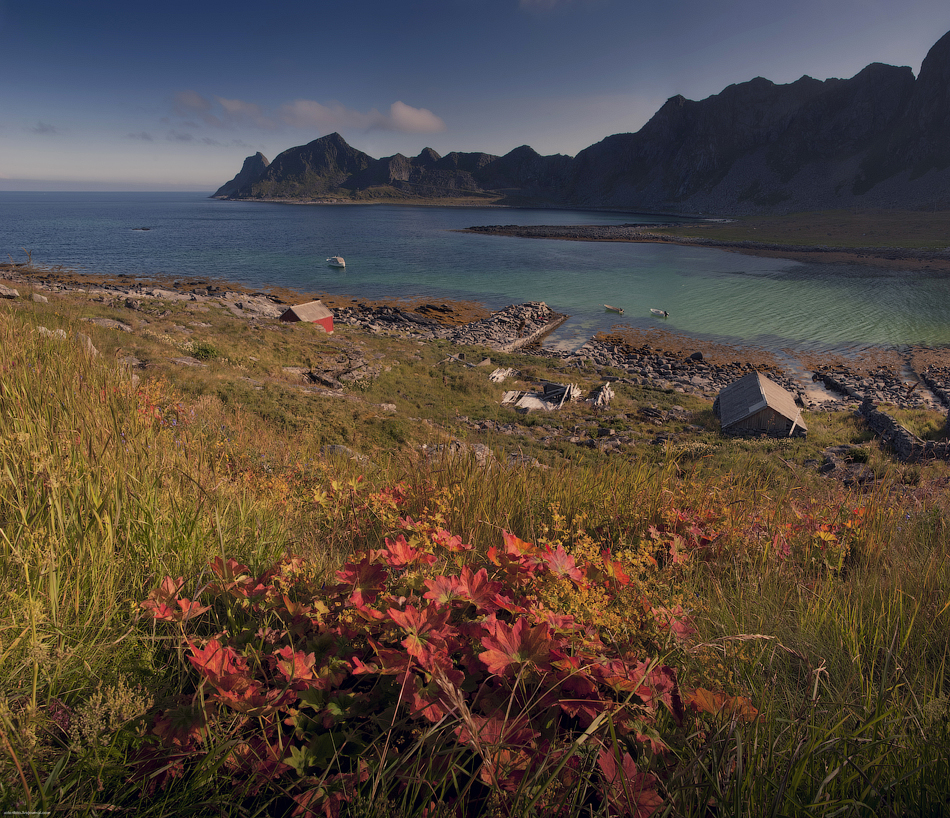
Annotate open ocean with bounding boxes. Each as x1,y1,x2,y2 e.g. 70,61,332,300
3,190,950,356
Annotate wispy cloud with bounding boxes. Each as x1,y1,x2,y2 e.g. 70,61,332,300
126,131,154,141
173,90,222,127
30,121,61,135
170,91,445,136
216,97,274,129
519,0,593,9
279,99,445,133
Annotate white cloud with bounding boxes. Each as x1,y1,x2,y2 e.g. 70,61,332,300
384,101,446,133
168,92,445,141
278,99,444,133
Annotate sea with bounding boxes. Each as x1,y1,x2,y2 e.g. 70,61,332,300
3,190,950,358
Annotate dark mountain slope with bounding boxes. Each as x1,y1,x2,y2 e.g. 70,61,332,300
212,152,269,198
214,30,950,214
234,133,373,199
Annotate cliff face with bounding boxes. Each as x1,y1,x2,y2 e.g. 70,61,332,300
212,152,269,198
215,30,950,214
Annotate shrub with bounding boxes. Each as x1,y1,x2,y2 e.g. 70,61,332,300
131,523,743,816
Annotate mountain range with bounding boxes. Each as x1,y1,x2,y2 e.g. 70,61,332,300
214,30,950,215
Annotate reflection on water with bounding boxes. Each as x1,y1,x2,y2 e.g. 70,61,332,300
3,192,950,356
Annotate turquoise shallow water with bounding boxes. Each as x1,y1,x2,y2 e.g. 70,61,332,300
3,191,950,355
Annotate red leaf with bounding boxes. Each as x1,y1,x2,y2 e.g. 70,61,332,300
378,535,437,569
387,603,455,661
686,687,759,722
652,605,697,642
597,747,663,817
336,557,388,608
141,576,185,621
275,645,318,683
456,566,502,612
541,544,585,583
602,551,631,586
210,557,250,582
480,617,553,675
176,597,210,621
423,574,464,605
187,638,248,685
432,529,473,552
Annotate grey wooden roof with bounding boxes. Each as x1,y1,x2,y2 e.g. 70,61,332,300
281,300,333,322
717,371,806,432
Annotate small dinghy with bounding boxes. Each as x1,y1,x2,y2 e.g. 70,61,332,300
326,256,346,268
650,308,669,318
604,304,624,314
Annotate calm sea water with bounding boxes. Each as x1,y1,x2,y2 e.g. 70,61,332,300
3,191,950,356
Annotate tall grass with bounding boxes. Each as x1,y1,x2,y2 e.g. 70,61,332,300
0,311,289,804
1,300,948,814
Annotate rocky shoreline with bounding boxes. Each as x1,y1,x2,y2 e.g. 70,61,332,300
461,224,950,272
3,263,950,417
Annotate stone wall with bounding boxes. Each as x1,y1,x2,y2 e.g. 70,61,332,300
858,398,950,462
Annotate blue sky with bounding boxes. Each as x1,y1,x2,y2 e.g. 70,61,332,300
2,0,949,191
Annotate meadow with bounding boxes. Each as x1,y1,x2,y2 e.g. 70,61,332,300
0,280,948,816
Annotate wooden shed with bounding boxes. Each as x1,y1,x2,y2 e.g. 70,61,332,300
714,371,806,437
279,300,333,333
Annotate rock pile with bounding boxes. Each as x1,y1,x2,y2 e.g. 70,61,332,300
335,301,568,351
441,302,568,352
333,304,446,336
813,367,939,410
554,338,804,401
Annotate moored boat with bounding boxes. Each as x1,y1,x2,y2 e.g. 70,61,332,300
326,256,346,268
604,304,624,314
650,308,669,317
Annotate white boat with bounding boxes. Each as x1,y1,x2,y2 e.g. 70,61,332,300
604,304,624,314
650,308,669,317
326,256,346,268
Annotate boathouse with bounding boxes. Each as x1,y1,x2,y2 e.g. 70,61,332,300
279,300,334,333
714,371,806,437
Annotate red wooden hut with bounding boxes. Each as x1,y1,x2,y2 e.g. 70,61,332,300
279,300,334,333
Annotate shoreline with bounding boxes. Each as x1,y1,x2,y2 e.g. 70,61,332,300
4,261,950,412
461,224,950,272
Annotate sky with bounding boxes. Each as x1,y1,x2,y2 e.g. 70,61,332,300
2,0,950,192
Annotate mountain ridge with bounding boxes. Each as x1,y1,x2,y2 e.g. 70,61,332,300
213,30,950,214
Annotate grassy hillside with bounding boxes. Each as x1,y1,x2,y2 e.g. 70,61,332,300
1,282,948,816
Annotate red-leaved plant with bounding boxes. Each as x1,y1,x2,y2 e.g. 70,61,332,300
135,523,740,816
